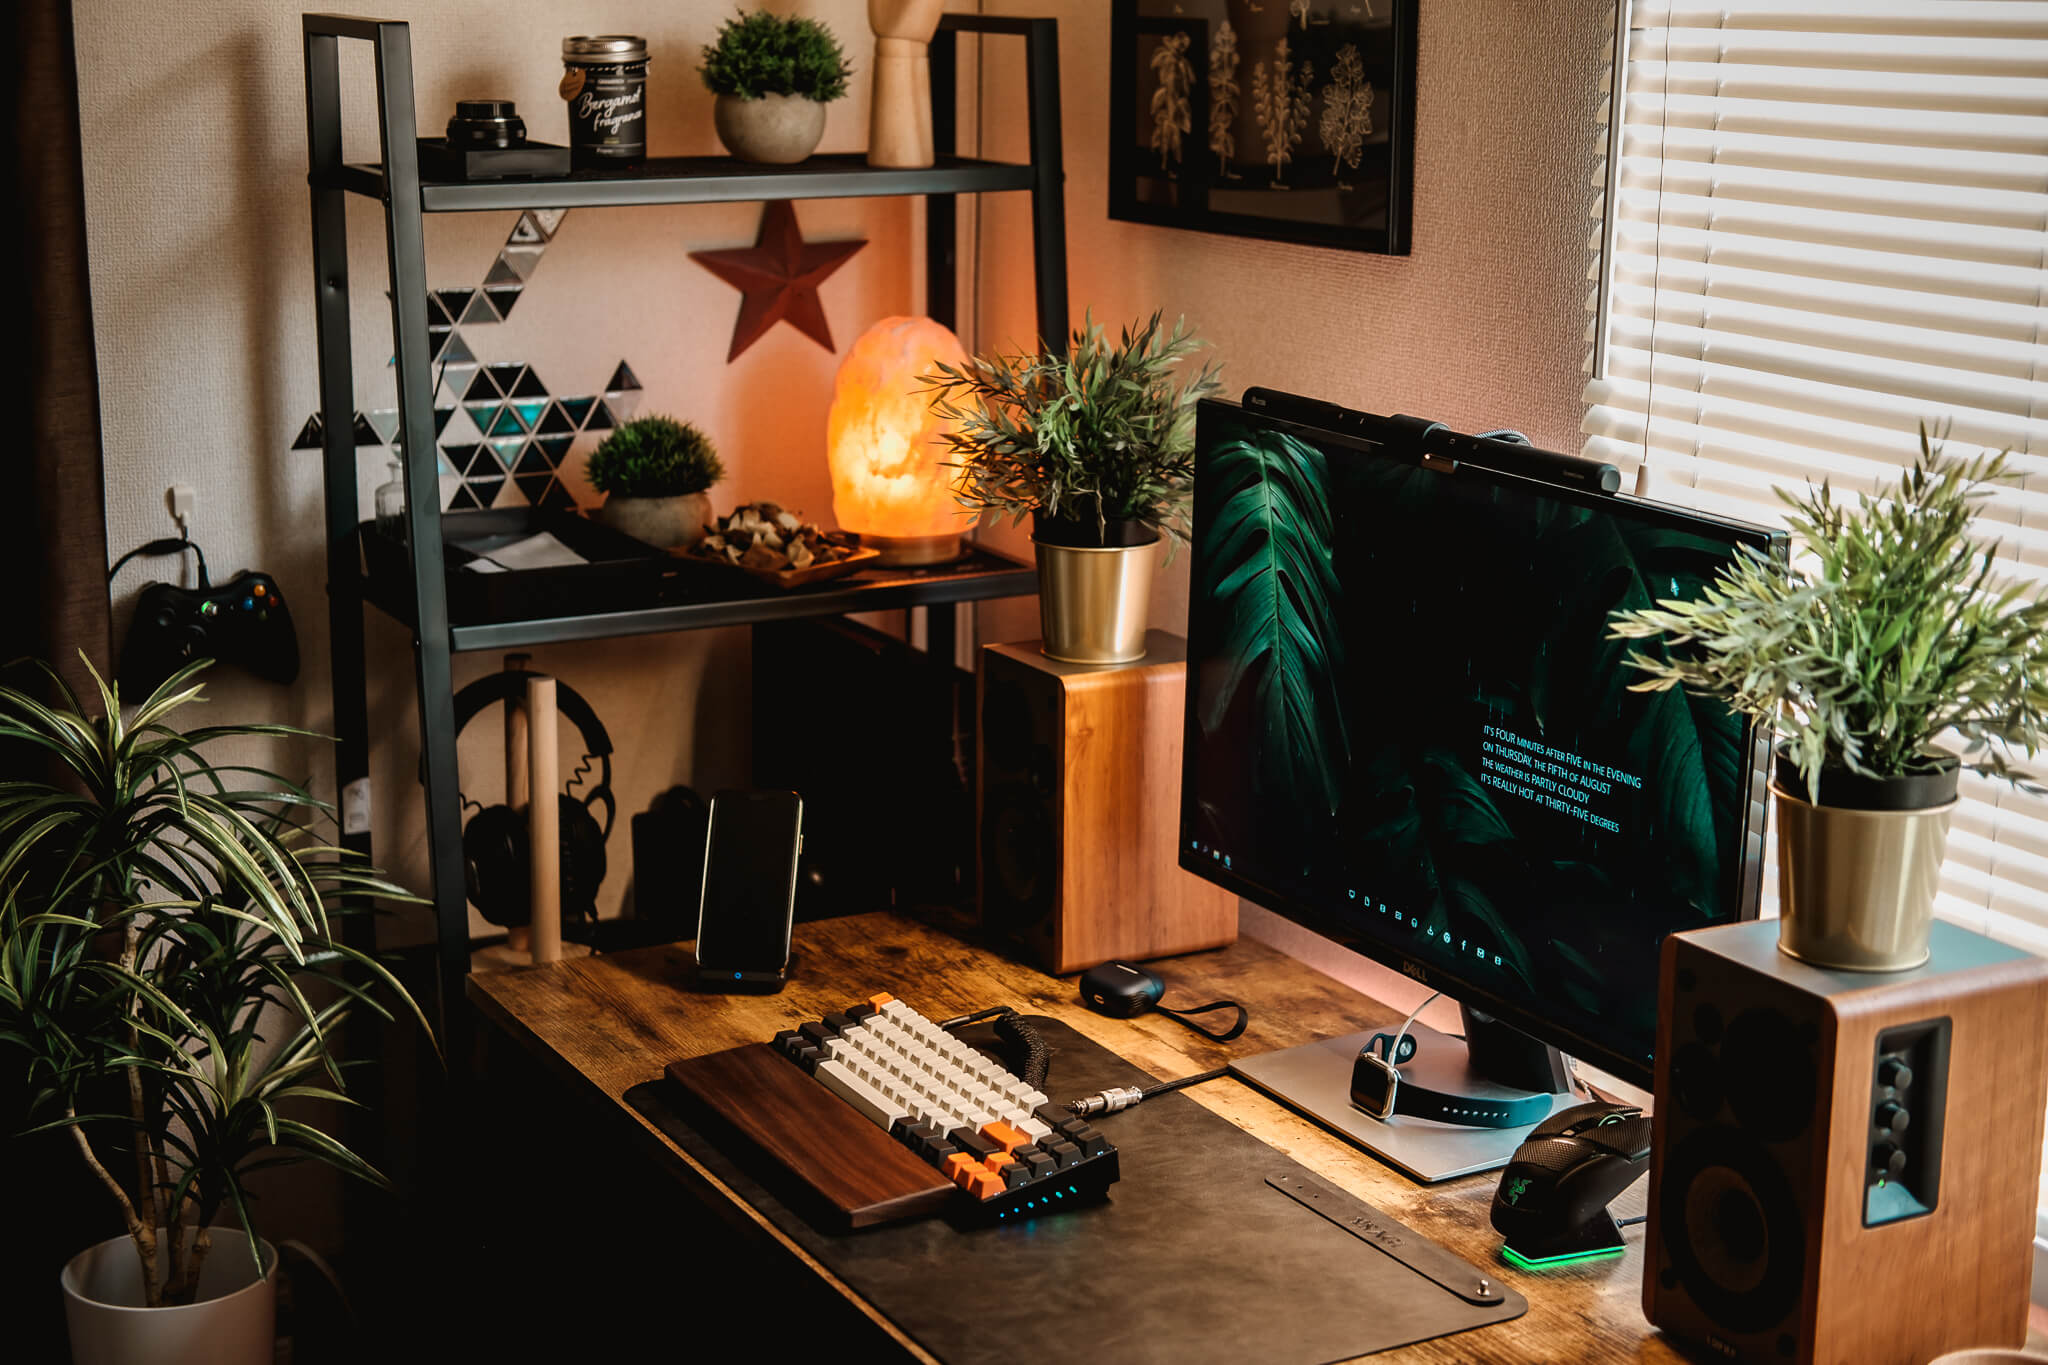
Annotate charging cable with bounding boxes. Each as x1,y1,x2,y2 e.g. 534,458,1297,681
109,536,210,589
1067,1067,1233,1118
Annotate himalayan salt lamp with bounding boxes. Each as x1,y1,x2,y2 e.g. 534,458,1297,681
826,315,974,565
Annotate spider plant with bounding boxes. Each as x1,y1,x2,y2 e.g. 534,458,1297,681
0,655,430,1307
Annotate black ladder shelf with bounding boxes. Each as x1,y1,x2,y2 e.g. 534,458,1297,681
302,13,1067,1028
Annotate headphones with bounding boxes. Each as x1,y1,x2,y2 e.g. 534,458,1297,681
451,670,615,927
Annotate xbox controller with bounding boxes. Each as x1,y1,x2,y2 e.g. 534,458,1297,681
119,571,300,695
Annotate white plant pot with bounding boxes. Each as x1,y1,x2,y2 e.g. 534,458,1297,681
62,1228,276,1365
592,491,710,550
713,92,827,164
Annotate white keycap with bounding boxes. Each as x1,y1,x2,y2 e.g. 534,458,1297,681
813,1059,905,1131
1018,1117,1053,1140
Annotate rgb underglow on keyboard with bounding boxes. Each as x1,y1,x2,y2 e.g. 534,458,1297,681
773,993,1120,1219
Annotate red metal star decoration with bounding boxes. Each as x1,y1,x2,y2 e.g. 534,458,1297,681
689,201,868,362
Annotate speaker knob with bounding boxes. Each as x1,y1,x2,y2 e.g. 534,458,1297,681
1874,1102,1910,1135
1878,1058,1913,1090
1872,1142,1907,1178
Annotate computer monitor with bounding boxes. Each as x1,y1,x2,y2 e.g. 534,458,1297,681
1179,392,1784,1181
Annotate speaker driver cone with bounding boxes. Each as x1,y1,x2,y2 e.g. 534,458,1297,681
1660,1129,1806,1336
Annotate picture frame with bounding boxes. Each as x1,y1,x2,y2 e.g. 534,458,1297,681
1108,0,1417,256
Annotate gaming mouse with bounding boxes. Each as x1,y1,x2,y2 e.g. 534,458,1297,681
1079,961,1167,1018
1489,1099,1653,1264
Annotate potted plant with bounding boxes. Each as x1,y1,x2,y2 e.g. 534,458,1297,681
0,657,430,1364
926,311,1222,664
1608,429,2048,971
585,414,726,550
699,9,853,165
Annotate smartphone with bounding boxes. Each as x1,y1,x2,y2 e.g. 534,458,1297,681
693,789,802,990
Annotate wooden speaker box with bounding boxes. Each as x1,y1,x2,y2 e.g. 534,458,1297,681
1646,917,2048,1365
977,632,1237,974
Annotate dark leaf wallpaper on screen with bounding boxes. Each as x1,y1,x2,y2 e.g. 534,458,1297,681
1186,416,1758,1066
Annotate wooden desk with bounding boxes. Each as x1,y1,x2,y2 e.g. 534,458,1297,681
466,910,1673,1364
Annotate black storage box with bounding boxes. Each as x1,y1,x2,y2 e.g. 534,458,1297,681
360,507,679,624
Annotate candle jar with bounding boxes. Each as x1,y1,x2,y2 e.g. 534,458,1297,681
561,35,649,166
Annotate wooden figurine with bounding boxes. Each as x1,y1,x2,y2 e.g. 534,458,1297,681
867,0,943,168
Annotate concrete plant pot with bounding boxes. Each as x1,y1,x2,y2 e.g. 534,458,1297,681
62,1228,277,1365
593,491,710,550
714,93,827,164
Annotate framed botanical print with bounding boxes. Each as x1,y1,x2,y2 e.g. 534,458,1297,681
1108,0,1417,255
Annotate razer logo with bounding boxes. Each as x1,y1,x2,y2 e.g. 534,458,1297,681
1505,1177,1530,1205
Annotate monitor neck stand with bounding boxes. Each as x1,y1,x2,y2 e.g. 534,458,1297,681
1227,1001,1583,1184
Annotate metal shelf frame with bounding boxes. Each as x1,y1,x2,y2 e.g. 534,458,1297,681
302,13,1067,1027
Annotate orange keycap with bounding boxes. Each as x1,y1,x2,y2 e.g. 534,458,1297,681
968,1170,1006,1200
980,1120,1030,1153
952,1160,991,1191
984,1152,1016,1172
942,1152,978,1184
869,992,895,1008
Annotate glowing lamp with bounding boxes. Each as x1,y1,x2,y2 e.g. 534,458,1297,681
826,315,974,565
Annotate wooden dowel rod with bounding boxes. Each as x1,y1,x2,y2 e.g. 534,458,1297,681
504,653,531,953
526,675,561,965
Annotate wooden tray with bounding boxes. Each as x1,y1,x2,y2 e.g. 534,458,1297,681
677,539,879,589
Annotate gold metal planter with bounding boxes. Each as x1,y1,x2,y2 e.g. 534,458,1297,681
1033,537,1157,665
1772,782,1957,972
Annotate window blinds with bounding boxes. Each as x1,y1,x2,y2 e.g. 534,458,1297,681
1583,1,2048,956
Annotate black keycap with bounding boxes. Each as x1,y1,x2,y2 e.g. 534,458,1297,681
1002,1163,1032,1190
916,1133,952,1166
1070,1125,1110,1158
1021,1150,1056,1179
822,1012,856,1034
799,1021,835,1047
848,1003,879,1023
889,1117,912,1142
1011,1143,1042,1164
1034,1103,1071,1131
949,1127,1000,1161
1046,1139,1082,1170
1055,1116,1090,1139
772,1029,800,1052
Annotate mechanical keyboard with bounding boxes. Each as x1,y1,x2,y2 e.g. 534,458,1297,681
771,993,1121,1221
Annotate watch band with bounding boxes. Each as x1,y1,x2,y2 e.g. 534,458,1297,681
1349,1048,1556,1130
1384,1072,1554,1128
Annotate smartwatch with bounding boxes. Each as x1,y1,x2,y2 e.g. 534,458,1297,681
1349,1045,1556,1129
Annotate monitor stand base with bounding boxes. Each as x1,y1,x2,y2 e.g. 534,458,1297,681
1228,1022,1580,1183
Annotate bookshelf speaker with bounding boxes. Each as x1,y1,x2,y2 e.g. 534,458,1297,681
976,632,1236,974
1646,918,2048,1365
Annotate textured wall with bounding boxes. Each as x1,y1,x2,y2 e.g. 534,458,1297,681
74,0,1608,950
965,0,1610,640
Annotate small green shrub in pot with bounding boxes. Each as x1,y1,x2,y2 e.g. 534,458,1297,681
924,311,1223,663
700,10,853,164
586,415,725,550
1607,426,2048,969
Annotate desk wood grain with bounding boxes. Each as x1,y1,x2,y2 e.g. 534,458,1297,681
467,910,1686,1365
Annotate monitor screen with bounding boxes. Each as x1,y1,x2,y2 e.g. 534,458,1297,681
1180,399,1780,1084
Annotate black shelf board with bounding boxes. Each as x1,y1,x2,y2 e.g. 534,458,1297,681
362,544,1037,651
325,152,1037,212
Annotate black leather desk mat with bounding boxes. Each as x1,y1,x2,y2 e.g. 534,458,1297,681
625,1016,1526,1364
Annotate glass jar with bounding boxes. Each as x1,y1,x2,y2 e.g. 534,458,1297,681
375,459,406,543
561,35,649,166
